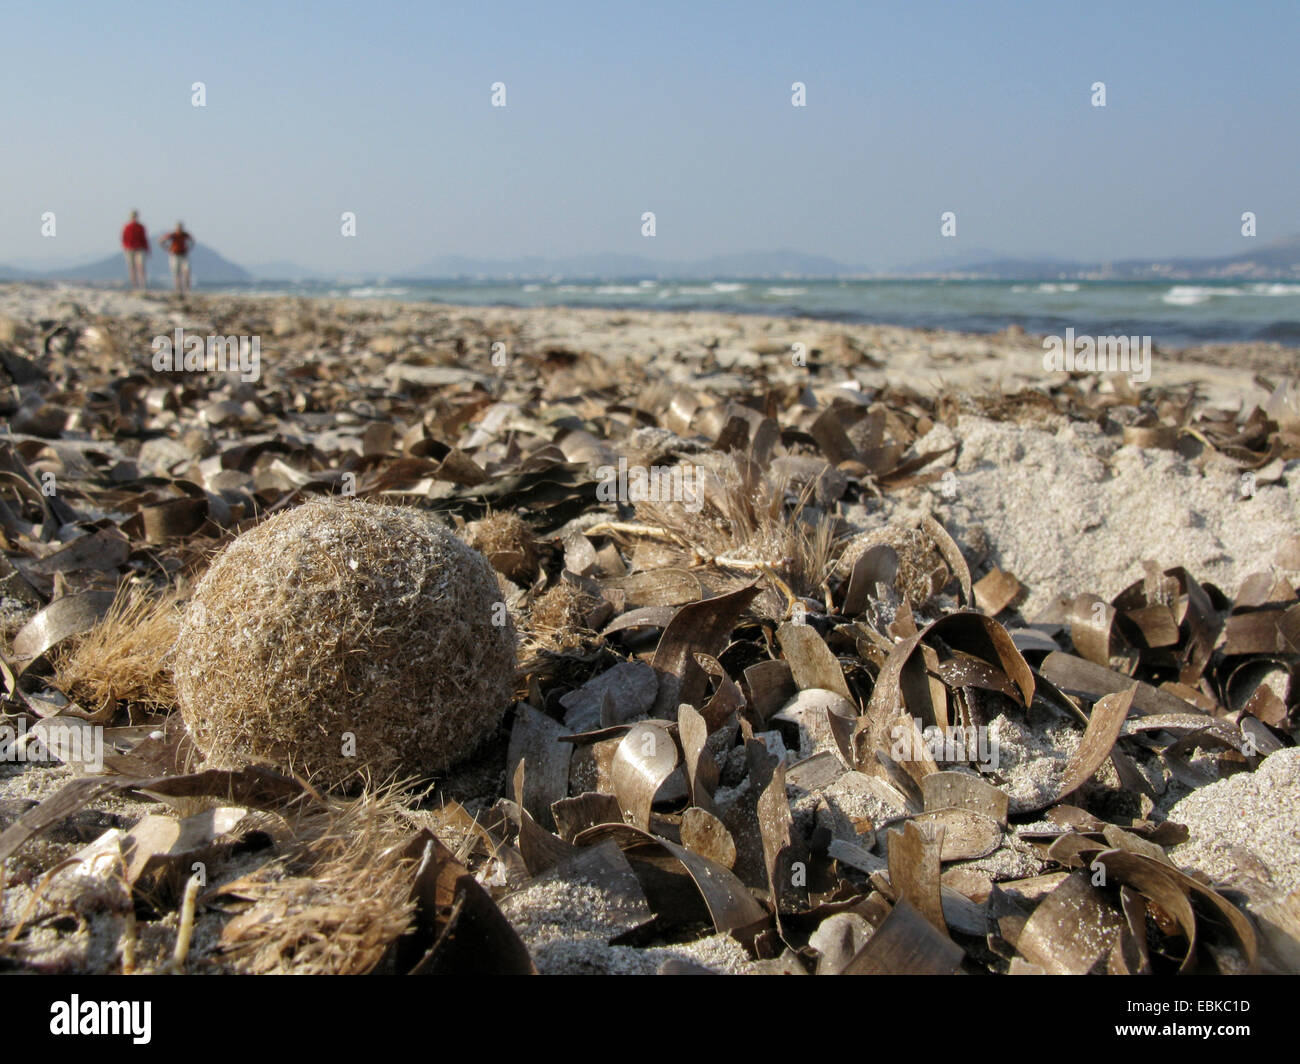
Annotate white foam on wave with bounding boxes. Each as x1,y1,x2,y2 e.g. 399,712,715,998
765,287,807,297
348,286,409,298
1162,285,1225,306
1249,283,1300,296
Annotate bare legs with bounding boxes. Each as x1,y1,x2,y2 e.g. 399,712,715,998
171,256,191,295
124,250,147,289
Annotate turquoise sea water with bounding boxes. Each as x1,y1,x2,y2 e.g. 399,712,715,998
224,278,1300,347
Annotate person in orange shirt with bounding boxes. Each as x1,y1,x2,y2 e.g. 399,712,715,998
121,210,149,290
159,222,195,294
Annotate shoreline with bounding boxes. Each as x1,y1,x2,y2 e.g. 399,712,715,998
7,277,1300,353
0,282,1290,409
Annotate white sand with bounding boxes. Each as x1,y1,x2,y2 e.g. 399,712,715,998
867,415,1296,619
1168,749,1300,893
499,876,755,975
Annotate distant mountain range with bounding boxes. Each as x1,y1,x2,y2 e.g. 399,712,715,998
926,235,1300,281
3,237,1298,284
1,243,252,283
386,238,1300,281
396,249,857,280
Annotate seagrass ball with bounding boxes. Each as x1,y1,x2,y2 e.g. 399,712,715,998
173,499,516,787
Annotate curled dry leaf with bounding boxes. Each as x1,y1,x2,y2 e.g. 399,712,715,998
506,705,573,832
11,590,116,662
1090,848,1257,973
610,720,678,830
680,807,737,869
678,702,718,812
571,822,768,936
920,514,972,607
650,582,761,717
920,770,1010,825
906,808,1003,861
1012,870,1123,975
776,621,853,702
750,738,807,922
887,820,947,935
841,897,965,975
973,567,1023,616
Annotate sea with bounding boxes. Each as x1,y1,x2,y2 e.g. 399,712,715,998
223,278,1300,348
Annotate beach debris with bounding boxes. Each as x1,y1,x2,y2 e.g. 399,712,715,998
1,290,1297,974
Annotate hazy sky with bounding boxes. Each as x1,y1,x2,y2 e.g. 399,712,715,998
2,0,1296,273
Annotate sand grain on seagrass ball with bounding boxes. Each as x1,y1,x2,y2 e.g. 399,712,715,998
173,499,516,788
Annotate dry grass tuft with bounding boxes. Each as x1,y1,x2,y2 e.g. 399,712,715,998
634,453,841,612
218,785,421,975
51,588,181,721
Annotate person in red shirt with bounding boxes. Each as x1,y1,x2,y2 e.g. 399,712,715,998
159,222,195,295
121,211,149,290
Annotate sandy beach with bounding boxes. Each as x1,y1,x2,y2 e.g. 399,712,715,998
3,282,1294,614
1,282,1297,975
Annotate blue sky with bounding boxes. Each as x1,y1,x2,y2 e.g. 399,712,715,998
1,0,1296,272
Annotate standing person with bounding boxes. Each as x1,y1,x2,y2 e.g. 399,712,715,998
160,221,195,295
121,210,149,290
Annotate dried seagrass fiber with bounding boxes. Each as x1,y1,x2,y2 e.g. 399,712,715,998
173,499,517,788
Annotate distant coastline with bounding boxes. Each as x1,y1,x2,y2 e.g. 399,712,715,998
5,235,1300,287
